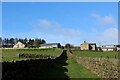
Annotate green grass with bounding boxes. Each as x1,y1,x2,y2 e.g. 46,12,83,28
2,48,62,62
2,49,100,78
73,51,118,59
65,55,98,78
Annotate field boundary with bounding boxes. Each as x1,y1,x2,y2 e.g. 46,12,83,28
67,50,118,79
2,48,63,62
18,49,63,59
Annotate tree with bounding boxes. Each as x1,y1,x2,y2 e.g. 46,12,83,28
18,38,23,43
65,43,73,49
41,39,46,44
6,38,9,45
15,38,18,44
2,37,46,48
2,39,4,45
0,37,2,47
0,37,2,42
33,38,41,47
9,38,15,46
4,38,9,46
23,38,28,44
28,39,34,46
4,38,7,45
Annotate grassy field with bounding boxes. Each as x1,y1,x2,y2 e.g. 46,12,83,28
2,48,62,62
3,49,119,62
2,49,99,79
73,51,119,59
65,56,98,78
3,49,118,78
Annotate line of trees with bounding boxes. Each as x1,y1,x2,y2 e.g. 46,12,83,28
0,37,1,47
0,37,46,48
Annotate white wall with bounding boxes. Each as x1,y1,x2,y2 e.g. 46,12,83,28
102,48,114,51
40,45,58,48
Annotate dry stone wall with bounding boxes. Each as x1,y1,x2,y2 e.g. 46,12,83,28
19,54,56,59
74,55,118,78
67,50,119,79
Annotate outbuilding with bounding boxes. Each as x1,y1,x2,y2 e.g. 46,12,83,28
80,41,97,51
13,41,25,48
101,45,116,51
40,43,61,48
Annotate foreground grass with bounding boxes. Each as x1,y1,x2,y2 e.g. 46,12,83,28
65,55,98,78
2,48,62,62
2,50,70,80
73,51,118,59
2,49,99,79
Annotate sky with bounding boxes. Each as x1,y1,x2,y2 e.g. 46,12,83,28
2,0,120,2
0,2,2,37
2,2,118,46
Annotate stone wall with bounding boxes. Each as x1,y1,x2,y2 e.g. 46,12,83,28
73,55,118,78
19,54,56,59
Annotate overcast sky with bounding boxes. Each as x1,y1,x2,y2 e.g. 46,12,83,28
2,2,118,46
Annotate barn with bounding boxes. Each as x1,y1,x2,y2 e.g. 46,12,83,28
101,45,117,51
40,43,61,48
80,41,97,51
101,45,120,51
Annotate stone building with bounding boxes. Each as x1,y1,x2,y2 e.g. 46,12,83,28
80,41,97,51
101,45,120,51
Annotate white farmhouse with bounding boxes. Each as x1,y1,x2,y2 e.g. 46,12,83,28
101,45,116,51
13,41,25,48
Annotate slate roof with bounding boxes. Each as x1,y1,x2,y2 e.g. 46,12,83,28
40,43,61,46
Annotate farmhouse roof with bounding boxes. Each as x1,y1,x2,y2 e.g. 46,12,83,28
13,41,25,48
16,41,25,45
116,45,120,47
40,43,61,46
101,45,116,49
